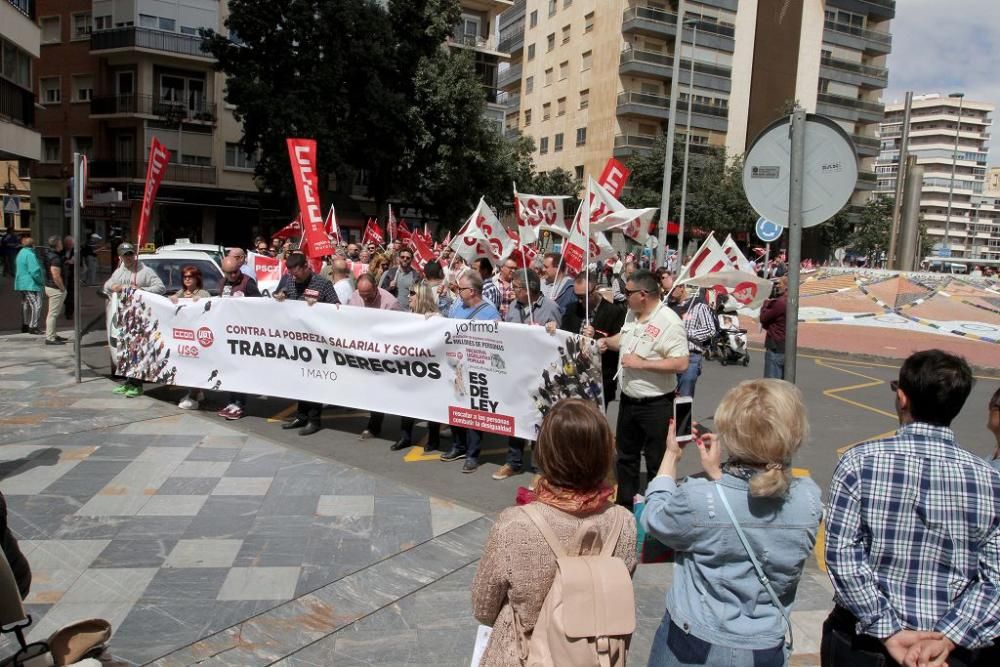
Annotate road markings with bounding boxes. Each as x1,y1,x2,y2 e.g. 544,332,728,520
266,405,369,424
836,430,898,457
815,359,897,419
792,467,826,572
266,404,296,423
404,445,507,462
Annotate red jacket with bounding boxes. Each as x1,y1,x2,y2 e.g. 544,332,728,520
759,294,787,349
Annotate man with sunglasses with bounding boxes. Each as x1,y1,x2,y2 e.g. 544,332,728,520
561,271,626,409
226,247,256,280
597,269,688,510
378,249,418,311
483,258,518,319
824,350,1000,667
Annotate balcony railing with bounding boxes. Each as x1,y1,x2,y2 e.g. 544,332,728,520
497,63,522,89
0,77,34,128
819,55,888,82
497,25,524,53
614,134,658,149
852,134,882,149
90,94,217,123
88,160,217,185
6,0,34,20
618,90,670,110
623,6,679,28
91,27,211,58
619,48,732,79
498,91,520,110
824,20,892,46
817,92,885,114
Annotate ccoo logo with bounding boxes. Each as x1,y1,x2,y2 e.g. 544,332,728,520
196,327,215,348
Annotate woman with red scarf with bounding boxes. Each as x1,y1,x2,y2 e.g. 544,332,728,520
471,399,638,665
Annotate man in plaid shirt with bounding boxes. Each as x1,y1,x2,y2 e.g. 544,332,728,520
823,349,1000,667
666,284,717,397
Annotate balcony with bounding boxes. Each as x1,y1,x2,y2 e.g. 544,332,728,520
852,133,881,157
823,20,892,55
819,55,888,89
6,0,34,20
497,63,522,90
622,6,679,39
498,91,520,111
0,77,34,128
857,171,877,189
88,160,217,185
499,0,525,30
90,94,217,123
617,91,671,121
619,48,732,90
91,27,212,60
30,162,69,179
504,126,520,140
497,25,523,54
613,134,658,158
816,92,885,123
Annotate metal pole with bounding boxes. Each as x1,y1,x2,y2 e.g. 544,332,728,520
888,91,912,269
677,23,697,268
72,153,82,383
943,93,964,255
656,0,686,267
784,108,806,384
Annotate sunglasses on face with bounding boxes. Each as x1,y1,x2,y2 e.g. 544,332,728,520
623,288,647,296
409,290,418,296
890,380,899,393
183,274,196,279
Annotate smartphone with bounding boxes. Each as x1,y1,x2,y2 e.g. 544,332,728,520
674,396,693,443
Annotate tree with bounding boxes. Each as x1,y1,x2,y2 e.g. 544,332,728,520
525,168,582,199
849,194,893,263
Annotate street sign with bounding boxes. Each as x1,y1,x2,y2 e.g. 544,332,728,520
743,114,858,228
3,195,20,215
755,216,783,243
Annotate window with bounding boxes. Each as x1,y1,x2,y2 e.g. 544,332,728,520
527,44,536,61
94,15,112,31
564,0,573,7
525,76,534,94
576,127,587,146
71,75,93,102
159,17,176,32
40,77,61,104
559,61,568,80
554,133,564,152
540,136,549,154
2,38,33,89
72,13,92,40
524,109,532,126
139,15,157,28
544,68,554,85
73,137,94,160
575,165,584,179
225,142,259,170
530,10,538,28
585,12,595,33
180,26,198,36
562,25,571,44
40,17,61,44
557,97,566,116
548,0,557,17
547,33,555,51
581,50,593,70
579,89,590,109
543,102,551,120
42,138,60,163
638,123,659,136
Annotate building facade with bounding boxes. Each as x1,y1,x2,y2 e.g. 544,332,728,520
1,0,41,234
30,0,264,248
876,94,999,267
497,0,891,209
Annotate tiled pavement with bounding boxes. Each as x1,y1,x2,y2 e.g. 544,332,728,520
0,333,831,665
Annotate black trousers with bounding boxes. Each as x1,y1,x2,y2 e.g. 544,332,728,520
821,607,991,667
296,400,322,424
367,412,384,436
615,393,673,510
400,417,440,446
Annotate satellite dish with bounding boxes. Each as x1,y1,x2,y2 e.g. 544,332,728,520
743,114,858,228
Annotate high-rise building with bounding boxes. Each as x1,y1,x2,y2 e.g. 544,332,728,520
877,94,999,267
497,0,892,211
29,0,266,248
452,1,513,134
1,0,40,233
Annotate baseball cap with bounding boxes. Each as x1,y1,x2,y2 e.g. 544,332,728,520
117,242,136,256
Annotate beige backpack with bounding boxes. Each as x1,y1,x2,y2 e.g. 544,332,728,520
513,504,636,667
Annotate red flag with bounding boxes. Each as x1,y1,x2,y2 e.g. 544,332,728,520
323,205,341,245
397,220,412,241
598,158,630,198
286,138,333,259
511,243,538,269
136,137,171,249
272,214,302,241
410,234,435,270
297,234,326,271
362,218,384,246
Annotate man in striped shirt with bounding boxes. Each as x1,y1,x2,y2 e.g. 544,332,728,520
823,349,1000,667
667,284,717,397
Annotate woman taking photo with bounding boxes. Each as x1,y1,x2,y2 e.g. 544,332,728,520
472,399,637,665
643,379,820,667
391,282,443,452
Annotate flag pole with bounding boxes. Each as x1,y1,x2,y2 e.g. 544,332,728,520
522,248,535,326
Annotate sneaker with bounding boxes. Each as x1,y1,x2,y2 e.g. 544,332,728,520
462,459,479,474
45,339,65,346
492,464,522,480
359,429,376,440
178,393,199,410
217,403,238,418
225,406,244,420
123,385,143,398
112,384,129,395
439,448,466,462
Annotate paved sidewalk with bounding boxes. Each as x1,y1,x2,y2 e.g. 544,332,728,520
0,336,831,665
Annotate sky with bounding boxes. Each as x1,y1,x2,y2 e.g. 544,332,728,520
883,0,1000,164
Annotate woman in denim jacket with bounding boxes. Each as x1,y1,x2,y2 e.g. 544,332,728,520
642,379,821,667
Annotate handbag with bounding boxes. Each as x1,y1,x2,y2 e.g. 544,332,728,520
715,484,793,659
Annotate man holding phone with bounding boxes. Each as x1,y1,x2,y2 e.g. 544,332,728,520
599,269,689,510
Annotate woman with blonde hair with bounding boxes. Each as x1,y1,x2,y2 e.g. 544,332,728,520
392,282,443,452
472,398,637,665
643,379,821,667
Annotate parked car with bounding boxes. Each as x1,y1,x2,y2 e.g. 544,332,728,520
138,251,224,295
155,242,227,266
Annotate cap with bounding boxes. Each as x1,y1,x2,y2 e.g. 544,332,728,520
117,242,136,256
90,233,102,240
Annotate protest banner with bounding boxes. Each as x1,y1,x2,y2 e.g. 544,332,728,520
107,291,603,440
286,138,334,258
136,137,170,249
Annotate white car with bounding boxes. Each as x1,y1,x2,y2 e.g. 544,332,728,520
155,242,227,266
139,250,225,295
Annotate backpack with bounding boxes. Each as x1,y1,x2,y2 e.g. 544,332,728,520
512,504,635,667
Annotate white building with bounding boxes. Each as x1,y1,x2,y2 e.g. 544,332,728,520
1,0,40,233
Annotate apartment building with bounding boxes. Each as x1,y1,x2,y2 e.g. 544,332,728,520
30,0,263,247
987,166,1000,197
497,0,892,209
452,1,513,134
1,0,41,233
876,94,999,266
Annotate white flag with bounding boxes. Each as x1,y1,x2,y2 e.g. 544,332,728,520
514,187,570,243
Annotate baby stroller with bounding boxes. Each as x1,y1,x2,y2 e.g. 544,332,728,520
708,309,750,367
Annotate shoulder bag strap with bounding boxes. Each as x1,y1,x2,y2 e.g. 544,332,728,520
521,504,567,558
715,483,794,652
599,510,624,557
466,302,489,320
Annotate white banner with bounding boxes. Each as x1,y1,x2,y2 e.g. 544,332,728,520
107,291,603,439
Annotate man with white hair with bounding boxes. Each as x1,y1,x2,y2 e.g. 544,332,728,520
227,247,256,279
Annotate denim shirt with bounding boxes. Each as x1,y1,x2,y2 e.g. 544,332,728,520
642,472,821,649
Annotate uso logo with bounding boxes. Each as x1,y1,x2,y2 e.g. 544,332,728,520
196,327,215,348
173,328,195,341
177,344,199,358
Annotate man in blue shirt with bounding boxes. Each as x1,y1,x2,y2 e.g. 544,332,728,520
824,349,1000,667
442,269,500,472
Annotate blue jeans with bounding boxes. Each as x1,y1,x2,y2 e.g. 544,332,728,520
647,611,785,667
506,437,534,470
675,353,702,397
452,427,482,461
764,349,785,379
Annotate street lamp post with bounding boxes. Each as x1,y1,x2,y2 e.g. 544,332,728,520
677,19,699,266
943,92,964,257
656,0,686,267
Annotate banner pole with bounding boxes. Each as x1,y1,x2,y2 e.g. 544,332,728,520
522,249,534,326
72,153,82,383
